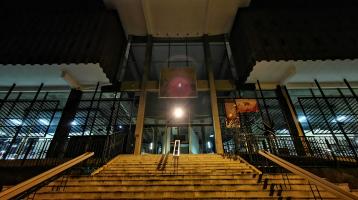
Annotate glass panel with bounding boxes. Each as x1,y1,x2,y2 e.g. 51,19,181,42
150,41,207,80
143,92,213,154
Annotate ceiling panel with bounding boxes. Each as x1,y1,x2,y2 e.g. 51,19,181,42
104,0,250,37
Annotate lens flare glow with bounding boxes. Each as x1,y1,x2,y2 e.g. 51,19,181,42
173,107,184,118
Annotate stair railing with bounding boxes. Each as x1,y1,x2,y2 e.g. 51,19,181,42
173,140,180,157
259,150,358,200
0,152,94,200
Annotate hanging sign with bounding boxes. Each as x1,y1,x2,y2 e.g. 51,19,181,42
235,99,259,113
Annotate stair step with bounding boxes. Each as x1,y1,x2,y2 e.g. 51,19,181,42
47,179,310,186
33,190,337,199
27,154,351,199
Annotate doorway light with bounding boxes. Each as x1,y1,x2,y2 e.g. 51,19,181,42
173,107,184,119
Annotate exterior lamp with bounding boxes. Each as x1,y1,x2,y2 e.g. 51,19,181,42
173,107,184,119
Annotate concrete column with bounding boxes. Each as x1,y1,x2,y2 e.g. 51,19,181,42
276,85,308,156
203,35,224,154
47,89,82,158
133,36,152,155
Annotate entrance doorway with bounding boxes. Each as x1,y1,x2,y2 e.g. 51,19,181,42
141,92,215,154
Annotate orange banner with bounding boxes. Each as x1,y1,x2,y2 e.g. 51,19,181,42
235,99,259,113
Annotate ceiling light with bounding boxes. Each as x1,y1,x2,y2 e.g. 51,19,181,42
71,121,77,126
298,116,306,123
10,119,22,126
38,119,49,126
336,116,347,122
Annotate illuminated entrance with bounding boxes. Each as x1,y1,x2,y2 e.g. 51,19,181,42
141,92,215,154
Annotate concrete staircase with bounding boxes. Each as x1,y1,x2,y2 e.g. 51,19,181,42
29,154,346,199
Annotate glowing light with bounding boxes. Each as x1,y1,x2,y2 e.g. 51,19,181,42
209,135,214,138
38,119,49,126
207,141,212,149
178,82,182,88
336,116,347,122
173,107,184,119
119,125,123,129
71,121,77,126
149,142,153,150
10,119,22,126
298,116,306,123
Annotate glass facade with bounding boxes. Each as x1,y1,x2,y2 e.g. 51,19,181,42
0,36,358,159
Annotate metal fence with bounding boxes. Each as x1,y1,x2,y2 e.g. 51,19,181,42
224,134,358,165
0,99,59,138
297,96,358,136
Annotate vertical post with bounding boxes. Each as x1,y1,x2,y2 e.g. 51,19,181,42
224,34,239,81
44,101,59,137
314,80,358,162
116,36,132,83
47,89,82,158
82,83,99,136
103,92,118,158
127,97,136,153
203,35,224,154
276,85,308,156
257,80,274,129
134,36,152,155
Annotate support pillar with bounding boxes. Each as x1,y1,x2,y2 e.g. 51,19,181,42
203,35,224,154
276,85,309,156
133,36,152,155
47,89,82,158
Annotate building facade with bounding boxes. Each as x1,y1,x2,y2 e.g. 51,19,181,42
1,0,358,190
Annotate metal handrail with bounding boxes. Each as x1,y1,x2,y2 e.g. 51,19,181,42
258,150,358,200
173,140,180,157
0,152,94,199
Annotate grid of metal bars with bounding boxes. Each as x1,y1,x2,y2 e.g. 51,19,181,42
297,96,358,135
69,93,137,136
0,100,59,138
220,97,291,138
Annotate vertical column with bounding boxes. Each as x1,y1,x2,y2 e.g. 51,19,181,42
203,35,224,154
134,36,153,155
276,85,308,156
47,89,82,158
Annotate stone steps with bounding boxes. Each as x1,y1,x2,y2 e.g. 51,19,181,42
46,179,310,186
29,154,352,199
32,191,337,199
